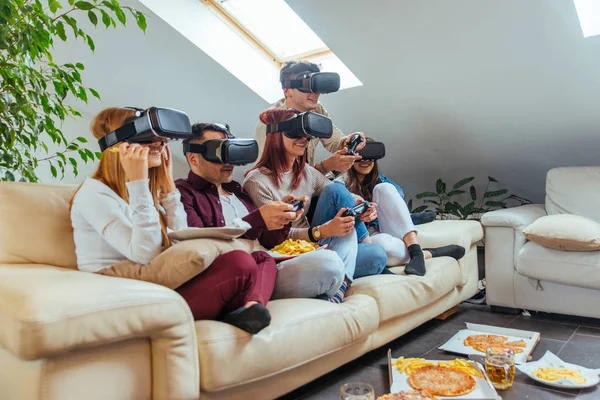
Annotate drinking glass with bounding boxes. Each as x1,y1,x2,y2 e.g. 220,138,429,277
340,382,375,400
485,346,516,390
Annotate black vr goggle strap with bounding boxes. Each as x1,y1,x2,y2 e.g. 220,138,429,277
182,124,235,155
281,76,306,90
265,118,295,135
98,114,153,151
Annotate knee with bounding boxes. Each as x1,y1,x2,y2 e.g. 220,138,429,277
321,182,351,200
317,251,345,282
218,250,258,276
373,182,395,201
369,244,388,271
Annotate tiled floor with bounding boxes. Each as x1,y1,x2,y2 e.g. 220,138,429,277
277,303,600,400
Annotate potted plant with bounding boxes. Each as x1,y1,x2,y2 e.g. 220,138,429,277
0,0,147,182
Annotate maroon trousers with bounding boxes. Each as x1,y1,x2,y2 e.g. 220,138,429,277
175,250,277,320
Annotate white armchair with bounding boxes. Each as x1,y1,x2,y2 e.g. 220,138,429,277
482,167,600,319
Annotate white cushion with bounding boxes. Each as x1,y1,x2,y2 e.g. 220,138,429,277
546,167,600,223
524,214,600,251
517,241,600,290
347,257,462,323
194,295,379,392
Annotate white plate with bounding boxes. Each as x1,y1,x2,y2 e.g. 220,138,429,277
517,351,600,389
168,227,247,241
266,244,327,261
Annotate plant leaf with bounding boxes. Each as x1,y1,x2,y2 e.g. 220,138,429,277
89,88,100,99
75,62,84,70
470,185,477,201
424,199,440,205
407,199,413,211
55,21,67,41
484,189,508,198
415,191,438,199
452,177,474,190
436,179,446,195
88,10,98,26
4,171,15,181
135,12,147,32
412,205,429,214
488,176,498,182
114,7,127,25
49,0,62,13
86,34,96,51
50,164,58,178
447,189,466,197
76,136,88,143
100,9,111,28
485,201,507,208
75,1,94,10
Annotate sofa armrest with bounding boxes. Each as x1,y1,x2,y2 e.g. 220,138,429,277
481,204,547,230
481,205,546,309
0,263,199,400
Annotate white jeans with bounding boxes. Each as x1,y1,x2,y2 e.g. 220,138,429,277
271,249,345,299
371,183,417,266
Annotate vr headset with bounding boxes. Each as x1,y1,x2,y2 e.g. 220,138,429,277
266,112,333,140
357,141,386,161
183,125,259,166
281,72,340,94
98,107,191,152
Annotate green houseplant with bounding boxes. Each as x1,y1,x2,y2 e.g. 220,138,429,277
407,176,530,220
0,0,147,182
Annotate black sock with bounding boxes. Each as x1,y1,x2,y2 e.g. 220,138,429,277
380,267,396,275
424,245,466,260
405,244,426,276
222,303,271,334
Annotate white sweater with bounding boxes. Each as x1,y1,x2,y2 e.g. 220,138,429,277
71,178,187,272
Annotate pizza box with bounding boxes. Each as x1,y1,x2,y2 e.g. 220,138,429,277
438,323,541,365
386,350,501,399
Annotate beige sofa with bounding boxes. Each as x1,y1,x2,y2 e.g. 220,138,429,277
481,167,600,320
0,182,482,400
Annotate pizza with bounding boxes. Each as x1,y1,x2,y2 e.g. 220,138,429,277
464,334,527,353
377,390,437,400
408,365,476,396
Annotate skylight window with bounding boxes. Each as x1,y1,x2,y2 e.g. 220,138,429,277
139,0,361,103
573,0,600,37
215,0,328,60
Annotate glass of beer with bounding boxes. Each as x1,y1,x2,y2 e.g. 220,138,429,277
485,347,516,390
340,382,375,400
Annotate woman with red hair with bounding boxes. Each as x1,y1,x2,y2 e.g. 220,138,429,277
244,108,387,303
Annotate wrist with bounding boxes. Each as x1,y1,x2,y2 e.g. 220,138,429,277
319,223,330,239
320,158,331,173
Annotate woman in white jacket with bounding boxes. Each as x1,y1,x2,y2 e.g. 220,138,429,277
70,107,277,334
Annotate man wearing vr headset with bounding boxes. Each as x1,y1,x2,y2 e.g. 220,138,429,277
255,60,366,176
176,123,348,301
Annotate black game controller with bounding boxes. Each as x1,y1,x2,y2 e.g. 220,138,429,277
345,135,364,156
288,199,305,212
342,202,370,217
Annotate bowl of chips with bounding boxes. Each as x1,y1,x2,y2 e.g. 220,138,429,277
517,351,599,389
268,239,326,260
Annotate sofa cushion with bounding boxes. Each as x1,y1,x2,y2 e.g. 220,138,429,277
0,182,78,269
524,214,600,251
517,241,600,290
194,294,378,392
417,220,483,251
546,167,600,224
347,257,461,323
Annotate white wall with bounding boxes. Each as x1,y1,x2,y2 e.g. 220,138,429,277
289,0,600,203
38,0,600,205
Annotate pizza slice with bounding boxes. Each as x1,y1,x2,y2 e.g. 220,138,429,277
408,365,476,396
377,390,437,400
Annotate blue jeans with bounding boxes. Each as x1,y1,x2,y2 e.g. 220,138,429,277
311,184,387,281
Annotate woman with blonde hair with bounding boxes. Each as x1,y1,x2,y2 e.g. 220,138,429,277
70,107,277,334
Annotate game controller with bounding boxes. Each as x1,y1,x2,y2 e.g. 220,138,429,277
345,135,364,156
342,202,370,217
288,199,305,212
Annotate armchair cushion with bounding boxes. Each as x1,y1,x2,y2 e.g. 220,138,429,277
524,214,600,251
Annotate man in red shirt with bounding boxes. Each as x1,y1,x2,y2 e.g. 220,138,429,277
176,123,348,302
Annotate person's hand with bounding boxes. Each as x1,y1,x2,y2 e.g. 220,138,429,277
259,201,297,230
358,200,377,223
322,149,362,173
281,195,310,222
119,143,148,182
342,132,367,151
320,208,355,238
161,144,177,194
